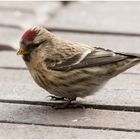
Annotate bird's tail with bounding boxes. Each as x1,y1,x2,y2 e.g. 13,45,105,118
116,52,140,58
110,52,140,77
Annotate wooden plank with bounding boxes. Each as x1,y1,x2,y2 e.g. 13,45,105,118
1,29,140,73
46,1,140,34
0,103,140,131
0,123,140,139
0,9,35,28
0,69,140,107
0,51,26,68
0,2,61,28
54,31,140,54
0,69,47,101
0,27,22,50
1,30,140,72
0,1,61,12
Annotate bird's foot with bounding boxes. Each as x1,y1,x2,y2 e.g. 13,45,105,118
52,98,76,109
46,95,69,101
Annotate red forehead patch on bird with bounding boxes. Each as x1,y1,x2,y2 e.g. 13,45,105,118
22,29,37,41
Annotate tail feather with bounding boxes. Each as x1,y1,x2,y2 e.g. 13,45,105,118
109,52,140,76
116,52,140,58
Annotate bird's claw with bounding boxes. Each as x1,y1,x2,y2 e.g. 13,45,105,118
51,98,77,109
46,95,69,101
52,102,85,109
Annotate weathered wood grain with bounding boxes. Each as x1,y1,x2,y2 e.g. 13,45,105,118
0,1,61,12
0,27,22,50
46,1,140,34
0,2,62,28
0,51,26,68
0,123,140,139
0,103,140,131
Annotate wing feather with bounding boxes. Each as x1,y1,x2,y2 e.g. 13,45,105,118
44,47,128,71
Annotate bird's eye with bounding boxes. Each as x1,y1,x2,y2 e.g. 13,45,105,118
32,40,46,49
33,43,40,48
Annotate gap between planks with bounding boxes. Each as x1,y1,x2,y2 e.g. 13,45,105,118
46,27,140,37
0,99,140,112
0,120,140,133
1,23,140,37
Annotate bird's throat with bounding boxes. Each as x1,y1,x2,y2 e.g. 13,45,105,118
23,54,31,62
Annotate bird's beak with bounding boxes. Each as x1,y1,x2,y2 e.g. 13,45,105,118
17,48,30,55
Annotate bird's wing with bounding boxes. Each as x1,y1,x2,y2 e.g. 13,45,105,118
44,46,127,71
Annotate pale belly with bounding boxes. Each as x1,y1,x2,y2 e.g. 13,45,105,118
28,67,107,99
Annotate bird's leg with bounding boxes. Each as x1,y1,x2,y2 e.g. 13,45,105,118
52,97,76,109
47,95,69,101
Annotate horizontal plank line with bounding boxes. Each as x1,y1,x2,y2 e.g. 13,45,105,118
0,120,140,133
46,26,140,37
0,23,140,37
0,1,66,14
0,23,23,29
0,44,15,51
0,66,140,75
0,66,27,70
0,99,140,112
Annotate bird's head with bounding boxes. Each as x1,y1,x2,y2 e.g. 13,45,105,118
17,26,51,61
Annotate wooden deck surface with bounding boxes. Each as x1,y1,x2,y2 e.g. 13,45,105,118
0,1,140,139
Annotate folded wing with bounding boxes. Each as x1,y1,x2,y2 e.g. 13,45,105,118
44,47,130,71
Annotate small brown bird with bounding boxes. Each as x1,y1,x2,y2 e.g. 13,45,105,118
17,26,140,108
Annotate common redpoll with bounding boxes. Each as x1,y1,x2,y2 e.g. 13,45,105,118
17,26,140,108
